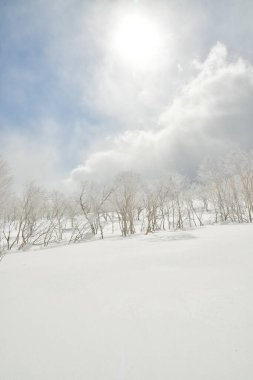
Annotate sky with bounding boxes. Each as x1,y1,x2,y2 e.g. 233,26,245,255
1,0,253,189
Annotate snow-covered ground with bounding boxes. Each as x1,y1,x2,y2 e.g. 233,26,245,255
0,224,253,380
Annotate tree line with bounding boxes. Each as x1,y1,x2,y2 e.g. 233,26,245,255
0,150,253,254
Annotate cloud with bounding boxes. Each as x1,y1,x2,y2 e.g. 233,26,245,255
1,1,253,190
70,43,253,183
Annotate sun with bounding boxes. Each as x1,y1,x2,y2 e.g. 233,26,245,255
111,12,164,70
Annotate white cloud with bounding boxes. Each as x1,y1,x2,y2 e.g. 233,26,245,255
69,43,253,183
2,1,253,190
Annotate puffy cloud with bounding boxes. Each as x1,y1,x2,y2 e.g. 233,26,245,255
70,43,253,183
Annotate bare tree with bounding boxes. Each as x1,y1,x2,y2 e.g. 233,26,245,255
112,172,141,236
15,183,47,250
0,156,12,215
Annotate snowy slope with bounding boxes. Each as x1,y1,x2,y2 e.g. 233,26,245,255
0,225,253,380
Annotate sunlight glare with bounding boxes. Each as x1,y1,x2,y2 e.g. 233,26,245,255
111,13,164,70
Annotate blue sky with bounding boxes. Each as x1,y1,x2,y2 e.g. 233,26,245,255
1,0,253,188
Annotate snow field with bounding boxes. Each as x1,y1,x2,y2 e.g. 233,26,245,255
0,224,253,380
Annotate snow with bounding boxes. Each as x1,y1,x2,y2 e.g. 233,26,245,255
0,224,253,380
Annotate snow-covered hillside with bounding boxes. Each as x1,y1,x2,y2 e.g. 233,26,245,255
1,224,253,380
